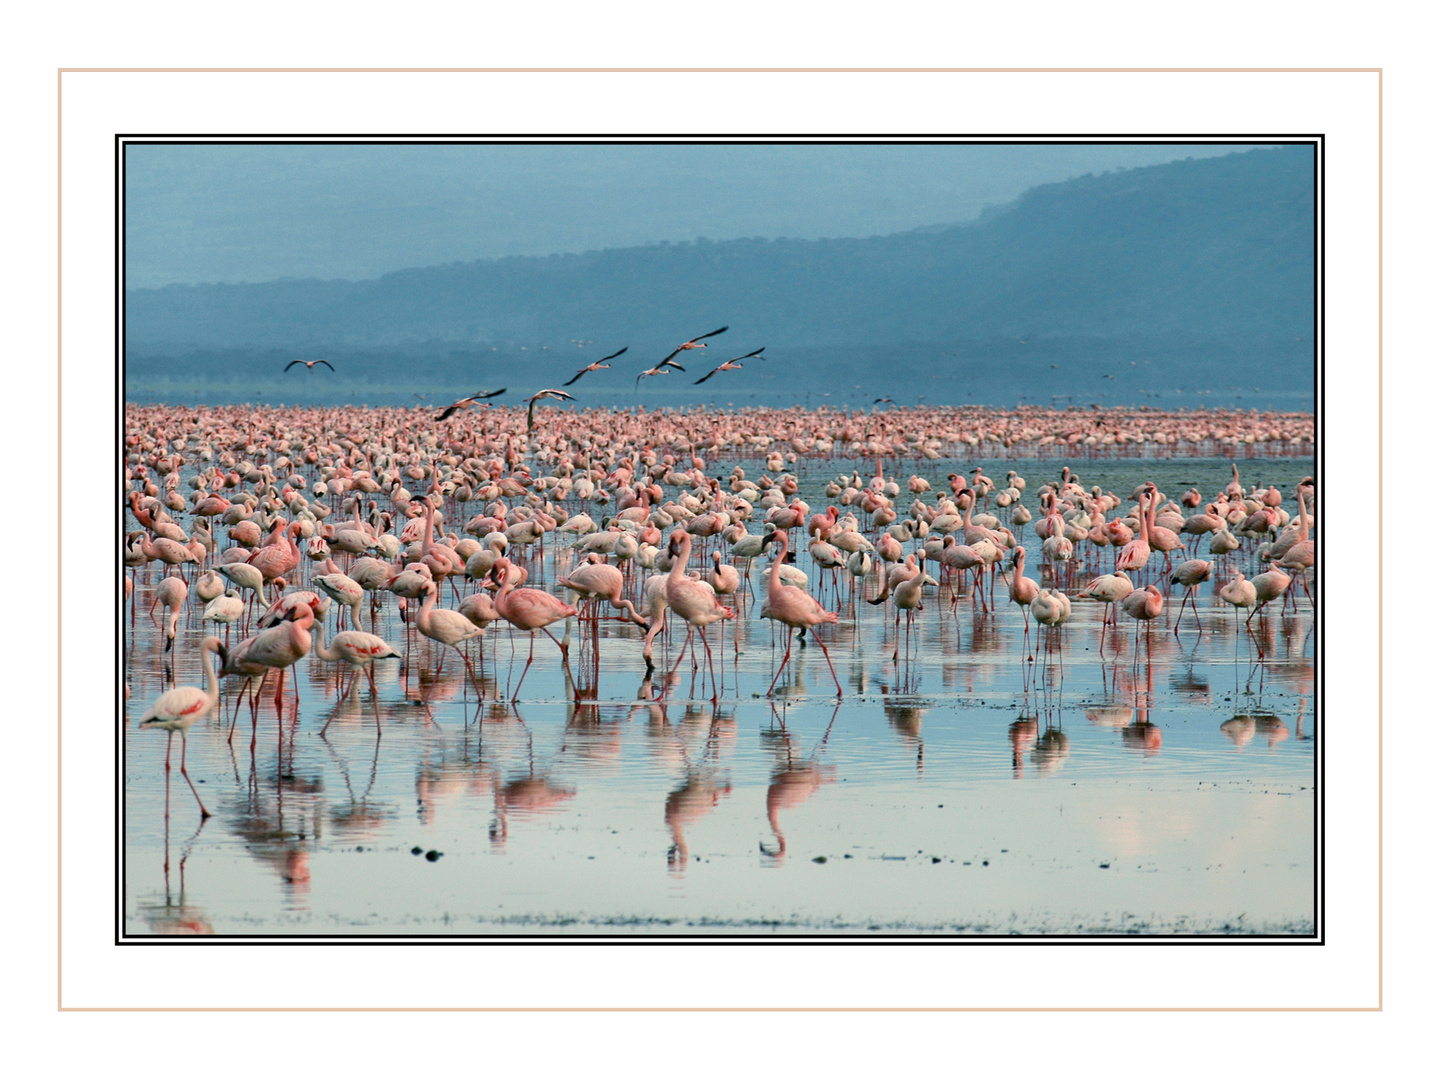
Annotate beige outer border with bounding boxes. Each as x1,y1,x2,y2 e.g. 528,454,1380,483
73,67,1375,1012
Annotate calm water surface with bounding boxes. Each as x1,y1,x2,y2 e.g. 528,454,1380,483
123,455,1316,935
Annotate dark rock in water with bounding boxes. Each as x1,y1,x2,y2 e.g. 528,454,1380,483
411,846,423,855
812,856,827,864
426,850,443,861
1099,863,1110,869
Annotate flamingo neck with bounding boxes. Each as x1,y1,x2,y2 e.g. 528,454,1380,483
203,641,221,704
668,533,692,584
767,533,789,598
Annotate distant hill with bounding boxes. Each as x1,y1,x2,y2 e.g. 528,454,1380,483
124,147,1315,408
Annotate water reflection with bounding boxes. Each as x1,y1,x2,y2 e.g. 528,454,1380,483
758,706,837,864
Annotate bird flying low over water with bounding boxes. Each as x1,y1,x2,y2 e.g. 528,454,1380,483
524,388,575,433
659,326,728,367
637,364,680,388
285,359,335,372
436,388,507,420
873,397,895,404
694,347,763,384
563,346,628,386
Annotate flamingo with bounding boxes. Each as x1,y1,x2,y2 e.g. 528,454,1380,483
201,590,244,646
150,574,189,653
1169,559,1214,634
220,602,317,742
313,559,364,629
489,557,577,699
435,388,506,421
1120,584,1166,651
694,347,764,384
415,579,485,687
661,530,735,699
759,529,842,697
658,326,728,367
1115,489,1153,576
310,625,401,733
284,359,335,371
138,636,225,818
563,346,628,386
1007,547,1041,628
1248,563,1293,624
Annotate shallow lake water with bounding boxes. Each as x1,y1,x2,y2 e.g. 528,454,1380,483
122,454,1316,936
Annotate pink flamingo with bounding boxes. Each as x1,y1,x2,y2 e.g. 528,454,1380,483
1007,547,1041,629
1115,489,1153,576
220,602,317,744
139,636,225,818
489,557,577,699
150,574,189,653
415,579,485,687
759,529,842,697
662,530,736,700
310,624,401,733
1169,559,1214,634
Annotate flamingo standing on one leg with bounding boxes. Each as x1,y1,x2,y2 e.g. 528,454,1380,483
139,636,226,818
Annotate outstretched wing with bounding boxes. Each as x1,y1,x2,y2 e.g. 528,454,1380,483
563,369,587,386
659,348,683,366
598,346,628,363
437,405,459,421
316,360,335,371
284,360,303,371
476,387,506,398
694,367,719,384
733,346,765,361
659,360,685,372
693,325,728,343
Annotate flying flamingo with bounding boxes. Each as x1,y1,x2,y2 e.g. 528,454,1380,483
523,389,575,434
564,346,627,386
436,388,506,421
139,636,225,818
658,326,728,367
759,529,842,697
694,346,764,384
489,557,577,699
284,359,335,371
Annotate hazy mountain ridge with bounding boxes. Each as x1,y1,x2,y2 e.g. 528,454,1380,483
125,147,1315,402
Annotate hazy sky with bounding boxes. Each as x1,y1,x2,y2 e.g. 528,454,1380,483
125,142,1263,289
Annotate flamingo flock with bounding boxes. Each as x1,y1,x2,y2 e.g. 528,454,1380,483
126,399,1315,822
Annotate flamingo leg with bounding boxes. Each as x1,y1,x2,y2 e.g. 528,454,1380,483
511,632,537,700
816,635,843,698
179,731,210,818
767,635,794,696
